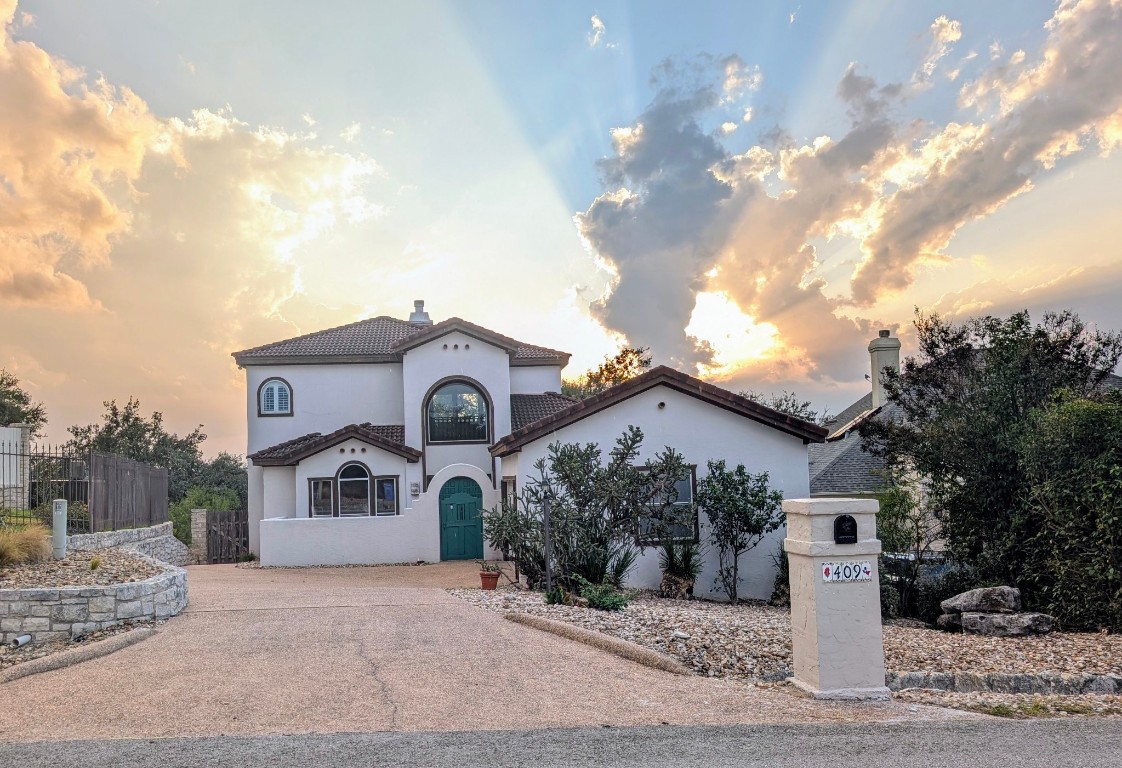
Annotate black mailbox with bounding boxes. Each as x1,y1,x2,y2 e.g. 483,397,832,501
833,514,858,544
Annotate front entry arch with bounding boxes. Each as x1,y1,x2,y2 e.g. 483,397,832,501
439,477,484,560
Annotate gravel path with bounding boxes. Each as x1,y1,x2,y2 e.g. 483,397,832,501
450,588,1122,680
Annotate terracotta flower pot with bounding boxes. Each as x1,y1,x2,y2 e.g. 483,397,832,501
480,571,500,590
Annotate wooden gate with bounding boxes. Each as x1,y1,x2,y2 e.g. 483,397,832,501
206,508,249,563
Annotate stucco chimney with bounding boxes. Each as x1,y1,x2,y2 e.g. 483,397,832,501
868,329,900,409
408,299,432,326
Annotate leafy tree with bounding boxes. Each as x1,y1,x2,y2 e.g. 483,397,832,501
169,486,239,546
562,347,652,399
0,370,47,438
697,459,784,603
740,389,831,425
192,451,249,510
486,426,688,591
1017,395,1122,631
66,397,206,502
874,472,941,618
859,309,1122,587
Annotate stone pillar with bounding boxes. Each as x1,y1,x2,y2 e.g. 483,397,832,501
783,498,889,700
190,509,208,564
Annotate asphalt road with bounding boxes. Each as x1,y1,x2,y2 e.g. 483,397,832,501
2,721,1121,768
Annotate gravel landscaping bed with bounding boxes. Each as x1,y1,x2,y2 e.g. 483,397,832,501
451,587,1122,683
0,550,164,589
894,689,1122,718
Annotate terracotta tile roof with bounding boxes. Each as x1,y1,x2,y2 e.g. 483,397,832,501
232,316,569,367
510,393,577,432
390,317,570,365
492,366,828,457
249,423,417,466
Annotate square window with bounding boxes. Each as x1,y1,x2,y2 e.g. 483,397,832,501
638,473,697,545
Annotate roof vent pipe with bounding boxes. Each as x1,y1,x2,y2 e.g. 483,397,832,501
868,329,901,409
408,300,432,326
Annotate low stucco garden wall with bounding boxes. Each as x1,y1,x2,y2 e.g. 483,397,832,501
0,522,189,644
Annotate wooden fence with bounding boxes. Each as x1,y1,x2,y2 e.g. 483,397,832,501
88,452,169,533
206,508,249,563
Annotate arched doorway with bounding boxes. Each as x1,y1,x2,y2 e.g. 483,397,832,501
439,477,484,560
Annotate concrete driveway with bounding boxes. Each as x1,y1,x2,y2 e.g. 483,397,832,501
0,563,974,741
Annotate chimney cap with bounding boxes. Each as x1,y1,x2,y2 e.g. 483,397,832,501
878,329,890,338
408,300,433,326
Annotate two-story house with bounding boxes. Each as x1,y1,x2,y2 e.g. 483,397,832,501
234,300,827,599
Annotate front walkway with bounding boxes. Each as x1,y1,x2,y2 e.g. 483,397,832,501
0,564,976,741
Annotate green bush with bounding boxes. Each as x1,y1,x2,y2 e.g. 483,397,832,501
1017,396,1122,631
169,486,239,546
575,576,631,611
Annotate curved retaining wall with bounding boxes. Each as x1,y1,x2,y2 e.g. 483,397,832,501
1,522,190,644
68,521,192,567
0,563,187,644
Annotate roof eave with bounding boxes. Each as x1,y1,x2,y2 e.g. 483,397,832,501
233,353,404,367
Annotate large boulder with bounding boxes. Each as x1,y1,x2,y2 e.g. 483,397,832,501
936,612,962,631
961,612,1053,636
940,586,1021,615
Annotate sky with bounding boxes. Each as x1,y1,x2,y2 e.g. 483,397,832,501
2,0,1122,457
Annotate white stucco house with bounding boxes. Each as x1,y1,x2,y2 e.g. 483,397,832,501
234,300,827,599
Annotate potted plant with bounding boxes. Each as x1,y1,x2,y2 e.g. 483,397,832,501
478,560,502,590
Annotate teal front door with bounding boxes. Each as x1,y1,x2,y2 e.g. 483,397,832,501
439,477,484,560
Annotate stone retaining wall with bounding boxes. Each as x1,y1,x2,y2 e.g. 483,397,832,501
887,670,1122,695
68,521,192,567
0,563,187,644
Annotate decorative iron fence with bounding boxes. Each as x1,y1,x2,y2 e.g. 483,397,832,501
0,441,167,534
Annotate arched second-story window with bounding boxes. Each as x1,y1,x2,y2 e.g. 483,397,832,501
426,381,489,443
258,378,292,416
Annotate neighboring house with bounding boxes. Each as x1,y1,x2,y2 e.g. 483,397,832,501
809,330,1122,498
233,301,827,599
808,330,900,498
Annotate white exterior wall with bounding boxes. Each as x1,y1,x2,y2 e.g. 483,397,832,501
510,366,563,394
262,466,296,519
261,515,439,566
292,438,415,517
248,464,265,554
508,384,811,600
401,331,511,484
245,363,405,454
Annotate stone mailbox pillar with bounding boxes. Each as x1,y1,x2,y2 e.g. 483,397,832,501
783,498,888,700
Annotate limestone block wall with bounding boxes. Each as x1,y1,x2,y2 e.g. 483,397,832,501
68,521,192,566
0,564,188,644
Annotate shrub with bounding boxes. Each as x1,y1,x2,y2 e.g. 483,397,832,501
769,544,790,607
575,576,631,611
90,554,102,570
658,539,703,598
169,486,239,546
1017,396,1122,631
697,460,784,603
0,524,52,568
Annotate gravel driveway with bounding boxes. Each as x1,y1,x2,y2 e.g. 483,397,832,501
0,563,977,741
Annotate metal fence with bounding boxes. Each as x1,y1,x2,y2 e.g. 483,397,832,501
0,441,167,534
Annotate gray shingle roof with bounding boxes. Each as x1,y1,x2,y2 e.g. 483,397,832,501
249,423,417,465
808,432,887,496
510,393,577,432
233,316,570,366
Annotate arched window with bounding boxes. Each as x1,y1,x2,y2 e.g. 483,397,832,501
427,381,489,442
259,378,292,416
337,463,370,516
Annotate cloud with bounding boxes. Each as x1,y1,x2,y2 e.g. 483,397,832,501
576,0,1122,385
588,15,606,48
340,121,361,142
0,1,382,450
851,0,1122,304
915,16,963,86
